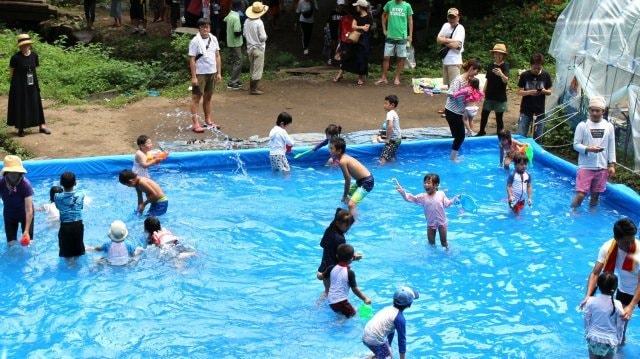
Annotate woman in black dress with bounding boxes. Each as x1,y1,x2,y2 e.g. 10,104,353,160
8,34,51,137
333,0,372,86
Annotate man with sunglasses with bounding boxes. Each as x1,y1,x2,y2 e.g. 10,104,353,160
571,96,616,209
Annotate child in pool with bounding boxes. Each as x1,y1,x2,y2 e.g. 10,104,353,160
119,169,168,216
316,208,362,293
318,243,371,318
269,112,295,174
313,124,342,166
144,216,195,259
498,129,525,170
397,173,457,249
453,77,484,137
362,286,419,359
506,152,533,215
379,95,402,165
329,137,374,214
132,135,166,178
36,185,62,223
86,220,142,266
55,172,86,260
583,272,625,359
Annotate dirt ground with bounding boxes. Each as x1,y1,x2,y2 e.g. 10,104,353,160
2,77,520,159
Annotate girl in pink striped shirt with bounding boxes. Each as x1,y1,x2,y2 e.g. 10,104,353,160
397,174,458,249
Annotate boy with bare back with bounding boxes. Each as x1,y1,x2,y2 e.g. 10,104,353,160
118,169,168,216
329,137,375,214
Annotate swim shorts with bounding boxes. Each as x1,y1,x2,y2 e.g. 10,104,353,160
384,38,407,58
381,140,401,160
586,340,617,357
575,168,608,194
149,197,169,216
363,341,392,359
270,154,291,172
511,199,525,214
59,220,85,258
329,299,356,318
349,175,374,204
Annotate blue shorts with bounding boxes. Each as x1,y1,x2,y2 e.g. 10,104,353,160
384,38,407,58
148,197,168,216
364,341,392,359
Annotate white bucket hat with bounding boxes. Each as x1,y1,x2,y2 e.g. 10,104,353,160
108,221,129,242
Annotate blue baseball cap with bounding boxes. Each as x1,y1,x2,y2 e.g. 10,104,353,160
393,287,419,306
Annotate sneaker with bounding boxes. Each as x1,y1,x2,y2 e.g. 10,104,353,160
227,82,241,90
139,29,147,36
303,49,309,55
130,29,139,35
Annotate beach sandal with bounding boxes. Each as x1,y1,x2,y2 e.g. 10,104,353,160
375,79,388,85
357,79,365,86
394,79,401,86
204,123,221,130
332,75,343,83
192,126,205,133
437,109,445,114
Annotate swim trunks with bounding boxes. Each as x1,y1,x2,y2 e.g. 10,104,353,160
349,175,374,204
148,196,168,216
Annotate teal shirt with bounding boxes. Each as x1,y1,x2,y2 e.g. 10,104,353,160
383,0,413,40
224,11,243,48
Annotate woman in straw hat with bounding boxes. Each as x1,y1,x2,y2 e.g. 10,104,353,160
477,43,510,137
0,155,35,246
7,34,50,137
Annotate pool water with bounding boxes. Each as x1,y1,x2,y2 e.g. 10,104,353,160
1,143,639,358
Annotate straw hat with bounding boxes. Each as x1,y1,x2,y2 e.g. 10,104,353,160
1,155,27,175
246,2,269,19
17,34,33,48
490,44,508,55
108,220,129,242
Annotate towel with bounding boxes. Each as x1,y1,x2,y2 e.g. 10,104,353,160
603,239,636,273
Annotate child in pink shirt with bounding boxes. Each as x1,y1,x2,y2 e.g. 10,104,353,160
454,77,484,137
396,174,457,249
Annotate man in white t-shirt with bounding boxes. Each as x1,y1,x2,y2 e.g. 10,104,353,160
571,96,616,208
436,8,465,89
188,18,223,133
580,218,639,344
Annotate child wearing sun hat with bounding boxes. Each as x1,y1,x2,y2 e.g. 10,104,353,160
87,221,142,266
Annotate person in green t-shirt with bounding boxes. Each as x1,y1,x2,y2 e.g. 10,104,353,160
224,0,245,90
375,0,413,86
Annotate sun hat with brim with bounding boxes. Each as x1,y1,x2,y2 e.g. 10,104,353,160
393,286,420,306
490,43,508,55
108,220,129,242
1,155,27,175
246,2,269,19
17,34,33,48
353,0,368,7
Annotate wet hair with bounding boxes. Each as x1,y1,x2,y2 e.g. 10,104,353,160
336,243,355,262
118,169,138,184
330,137,346,153
596,272,618,316
49,185,63,202
276,112,293,126
137,135,150,146
613,218,637,240
385,94,399,107
513,152,529,165
462,58,482,72
423,173,440,186
497,129,512,142
331,208,355,233
60,171,76,190
530,53,545,65
468,77,480,90
325,124,342,138
144,216,162,244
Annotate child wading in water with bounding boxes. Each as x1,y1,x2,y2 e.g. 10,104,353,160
583,272,625,359
379,94,402,165
133,135,167,178
396,174,456,249
453,77,484,137
269,112,295,174
506,152,532,215
316,208,362,295
498,129,525,171
329,137,374,214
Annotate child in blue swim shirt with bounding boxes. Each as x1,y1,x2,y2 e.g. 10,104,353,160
87,221,142,266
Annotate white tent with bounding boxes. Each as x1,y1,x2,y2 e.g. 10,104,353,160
548,0,640,170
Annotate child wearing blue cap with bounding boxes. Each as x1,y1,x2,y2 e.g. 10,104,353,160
362,286,419,359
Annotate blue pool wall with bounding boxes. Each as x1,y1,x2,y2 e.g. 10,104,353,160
21,136,640,213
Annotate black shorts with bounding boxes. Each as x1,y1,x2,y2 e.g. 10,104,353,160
130,0,147,21
616,290,640,308
59,220,85,258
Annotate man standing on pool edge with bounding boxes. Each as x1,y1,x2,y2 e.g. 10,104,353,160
571,96,616,209
188,17,223,133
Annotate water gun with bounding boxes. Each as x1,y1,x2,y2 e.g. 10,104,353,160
147,149,169,164
294,149,313,159
518,144,534,167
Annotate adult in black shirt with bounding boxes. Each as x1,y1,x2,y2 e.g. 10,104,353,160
477,44,509,136
517,53,552,142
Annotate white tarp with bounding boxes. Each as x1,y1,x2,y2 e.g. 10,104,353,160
548,0,640,170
